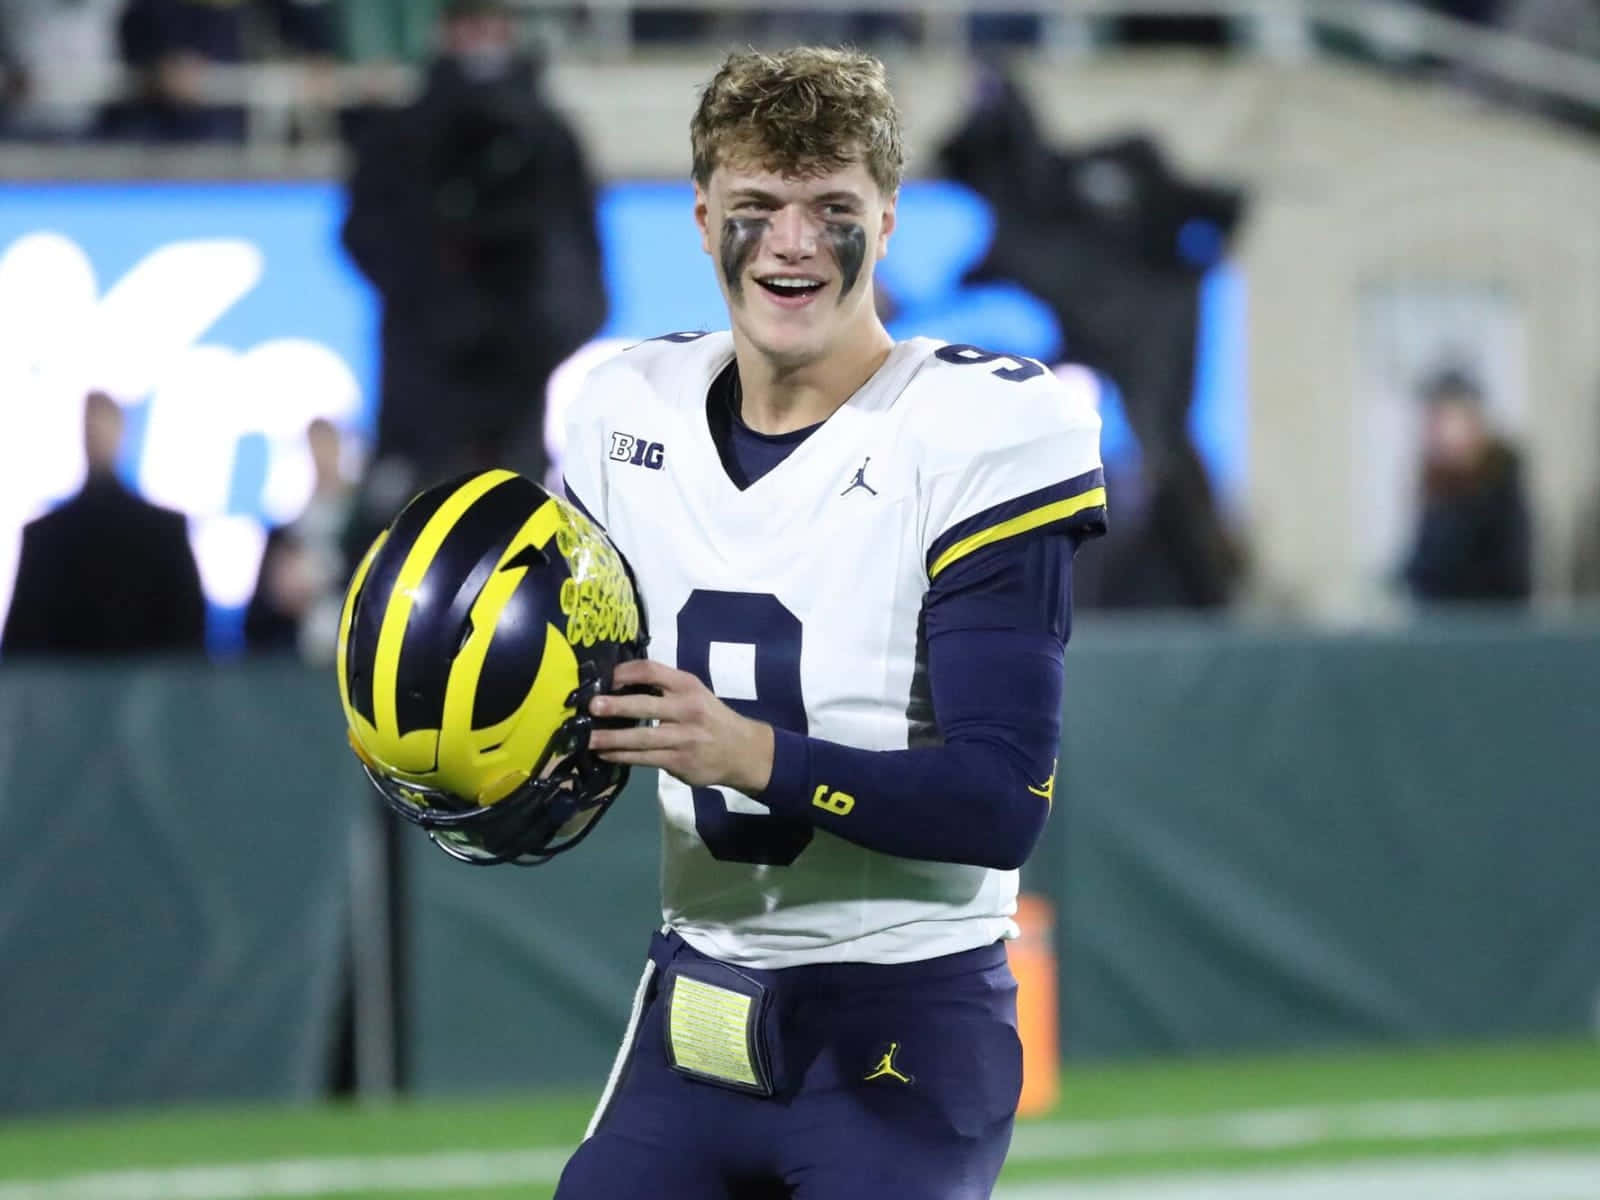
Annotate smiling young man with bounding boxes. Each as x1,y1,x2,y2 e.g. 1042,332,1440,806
556,47,1107,1199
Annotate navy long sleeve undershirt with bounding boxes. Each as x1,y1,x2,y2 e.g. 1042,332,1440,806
585,368,1087,872
758,531,1075,871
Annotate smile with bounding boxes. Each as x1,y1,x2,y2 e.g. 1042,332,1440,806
754,276,827,306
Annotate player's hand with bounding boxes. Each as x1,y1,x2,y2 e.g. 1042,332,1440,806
586,659,775,795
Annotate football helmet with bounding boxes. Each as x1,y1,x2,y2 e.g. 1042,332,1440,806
336,470,647,865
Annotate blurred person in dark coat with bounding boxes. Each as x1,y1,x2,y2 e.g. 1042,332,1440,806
340,0,606,512
937,70,1246,610
2,391,206,657
1402,369,1533,606
104,0,336,142
244,418,356,662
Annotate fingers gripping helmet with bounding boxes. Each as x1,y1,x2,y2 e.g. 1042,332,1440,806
336,470,647,865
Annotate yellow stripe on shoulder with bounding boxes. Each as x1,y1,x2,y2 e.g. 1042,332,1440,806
928,486,1107,580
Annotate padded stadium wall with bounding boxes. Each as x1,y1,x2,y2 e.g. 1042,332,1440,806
7,620,1594,1112
0,660,361,1114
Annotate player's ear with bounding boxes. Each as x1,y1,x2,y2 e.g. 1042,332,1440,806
694,184,713,255
877,189,898,261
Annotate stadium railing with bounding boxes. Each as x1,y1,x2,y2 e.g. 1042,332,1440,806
0,0,1595,154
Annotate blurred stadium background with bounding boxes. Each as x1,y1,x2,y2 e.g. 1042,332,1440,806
2,2,1599,1197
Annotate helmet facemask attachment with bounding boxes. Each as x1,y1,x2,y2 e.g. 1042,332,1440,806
354,652,639,866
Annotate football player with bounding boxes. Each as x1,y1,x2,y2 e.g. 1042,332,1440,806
555,47,1106,1199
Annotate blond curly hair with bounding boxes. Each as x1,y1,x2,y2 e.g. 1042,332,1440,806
690,47,905,195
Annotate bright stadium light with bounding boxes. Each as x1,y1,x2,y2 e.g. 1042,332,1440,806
0,208,372,646
189,515,268,610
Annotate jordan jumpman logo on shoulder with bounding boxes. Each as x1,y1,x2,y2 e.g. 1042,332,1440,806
841,456,878,497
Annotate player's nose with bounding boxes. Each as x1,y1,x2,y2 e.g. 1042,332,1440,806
765,205,816,260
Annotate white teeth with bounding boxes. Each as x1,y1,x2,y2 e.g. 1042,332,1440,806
761,278,822,290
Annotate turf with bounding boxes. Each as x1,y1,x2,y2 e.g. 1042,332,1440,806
2,1036,1596,1197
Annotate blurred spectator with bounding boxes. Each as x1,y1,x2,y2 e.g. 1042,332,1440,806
340,0,605,521
733,11,918,47
1,391,206,657
969,12,1046,47
244,418,356,663
1402,369,1533,606
628,8,714,44
339,0,442,65
0,0,124,139
1424,0,1501,23
629,9,916,45
938,69,1246,610
101,0,335,142
1112,15,1230,46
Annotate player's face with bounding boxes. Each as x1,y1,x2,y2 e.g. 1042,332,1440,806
695,159,896,367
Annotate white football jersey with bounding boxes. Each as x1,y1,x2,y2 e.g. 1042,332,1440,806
563,331,1104,968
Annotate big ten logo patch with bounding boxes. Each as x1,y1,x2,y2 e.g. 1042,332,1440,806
609,432,665,470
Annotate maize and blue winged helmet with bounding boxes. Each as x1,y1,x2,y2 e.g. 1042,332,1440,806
337,470,646,865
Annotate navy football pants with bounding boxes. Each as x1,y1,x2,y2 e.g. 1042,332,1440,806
555,930,1023,1200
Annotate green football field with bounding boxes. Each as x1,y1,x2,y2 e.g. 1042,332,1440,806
3,1038,1598,1199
